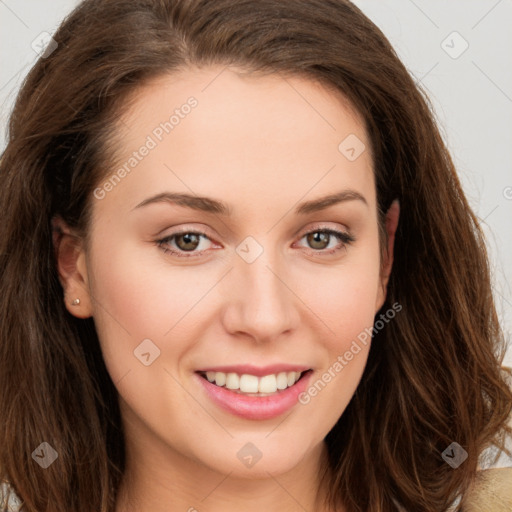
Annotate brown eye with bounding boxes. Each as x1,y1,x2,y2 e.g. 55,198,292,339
157,230,215,258
306,231,331,250
297,228,355,256
175,233,201,251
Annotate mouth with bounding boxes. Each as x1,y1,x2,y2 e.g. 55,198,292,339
197,369,312,396
195,367,313,420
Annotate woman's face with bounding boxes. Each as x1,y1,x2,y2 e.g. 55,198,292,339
61,66,396,483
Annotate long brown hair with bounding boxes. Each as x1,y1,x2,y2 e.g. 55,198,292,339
1,1,511,511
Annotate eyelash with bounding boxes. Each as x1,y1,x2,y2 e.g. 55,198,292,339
155,226,355,259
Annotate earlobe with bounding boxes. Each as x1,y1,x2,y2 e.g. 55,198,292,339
52,216,93,319
375,199,400,311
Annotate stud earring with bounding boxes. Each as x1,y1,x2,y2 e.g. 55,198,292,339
71,298,80,306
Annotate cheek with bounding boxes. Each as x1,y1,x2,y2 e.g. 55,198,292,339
318,266,378,320
84,236,166,374
306,266,378,372
89,231,200,325
296,244,382,347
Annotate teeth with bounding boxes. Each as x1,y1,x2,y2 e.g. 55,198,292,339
258,374,277,393
225,372,240,390
202,370,304,394
214,372,226,386
240,374,259,393
276,372,288,390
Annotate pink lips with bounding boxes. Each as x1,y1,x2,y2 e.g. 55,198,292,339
195,366,313,421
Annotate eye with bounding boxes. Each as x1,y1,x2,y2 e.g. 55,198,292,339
295,227,355,256
156,230,216,258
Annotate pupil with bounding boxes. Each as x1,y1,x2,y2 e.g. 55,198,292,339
178,233,199,251
308,232,328,249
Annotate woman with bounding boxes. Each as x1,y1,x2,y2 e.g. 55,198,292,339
0,1,511,511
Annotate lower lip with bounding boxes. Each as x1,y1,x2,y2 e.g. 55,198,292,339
196,371,313,421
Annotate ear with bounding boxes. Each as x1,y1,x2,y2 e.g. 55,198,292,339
375,199,400,312
52,216,93,319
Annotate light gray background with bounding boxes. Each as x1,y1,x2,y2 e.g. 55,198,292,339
1,0,511,370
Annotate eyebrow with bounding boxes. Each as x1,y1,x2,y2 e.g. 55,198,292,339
132,189,367,216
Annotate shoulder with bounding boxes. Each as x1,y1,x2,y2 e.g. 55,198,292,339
461,467,512,512
0,481,23,512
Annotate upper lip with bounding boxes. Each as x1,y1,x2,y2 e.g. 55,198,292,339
195,364,311,376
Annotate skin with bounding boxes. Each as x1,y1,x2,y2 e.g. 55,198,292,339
54,66,399,512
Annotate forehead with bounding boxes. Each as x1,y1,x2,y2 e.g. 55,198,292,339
95,65,375,217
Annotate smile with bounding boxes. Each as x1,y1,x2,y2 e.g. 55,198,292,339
195,366,313,420
200,370,305,395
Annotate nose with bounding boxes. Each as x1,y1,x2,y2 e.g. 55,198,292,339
220,248,301,344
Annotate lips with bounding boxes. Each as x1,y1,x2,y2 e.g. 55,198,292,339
194,364,313,420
